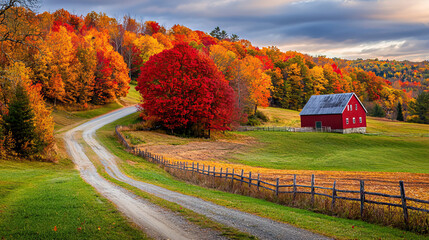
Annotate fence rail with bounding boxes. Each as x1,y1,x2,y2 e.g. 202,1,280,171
115,126,429,225
237,126,332,133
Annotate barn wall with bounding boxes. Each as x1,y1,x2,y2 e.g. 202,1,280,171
300,114,343,129
341,95,367,129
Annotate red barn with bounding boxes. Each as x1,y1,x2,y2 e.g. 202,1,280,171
300,93,367,133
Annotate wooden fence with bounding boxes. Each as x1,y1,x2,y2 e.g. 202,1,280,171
238,126,332,133
115,126,429,225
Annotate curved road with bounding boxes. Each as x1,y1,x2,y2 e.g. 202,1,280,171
65,106,331,240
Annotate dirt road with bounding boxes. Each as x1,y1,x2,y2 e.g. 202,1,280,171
66,106,331,240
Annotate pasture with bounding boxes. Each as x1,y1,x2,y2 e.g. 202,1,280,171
102,112,428,239
0,159,146,240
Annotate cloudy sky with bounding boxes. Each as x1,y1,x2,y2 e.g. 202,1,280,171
40,0,429,61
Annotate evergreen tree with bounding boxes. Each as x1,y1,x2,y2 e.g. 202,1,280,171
396,102,404,121
408,92,429,124
3,83,37,156
371,103,386,117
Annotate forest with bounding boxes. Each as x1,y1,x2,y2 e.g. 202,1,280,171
1,2,428,160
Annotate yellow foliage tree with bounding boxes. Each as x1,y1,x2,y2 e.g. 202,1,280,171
133,35,165,64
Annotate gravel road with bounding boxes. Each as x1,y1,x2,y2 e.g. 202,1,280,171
67,106,332,240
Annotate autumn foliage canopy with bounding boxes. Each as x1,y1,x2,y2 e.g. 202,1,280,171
136,44,235,136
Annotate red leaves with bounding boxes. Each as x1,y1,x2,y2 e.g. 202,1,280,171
52,20,75,33
146,21,161,35
255,55,274,70
331,63,343,78
136,43,234,133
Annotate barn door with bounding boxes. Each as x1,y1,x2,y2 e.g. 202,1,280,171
315,121,322,129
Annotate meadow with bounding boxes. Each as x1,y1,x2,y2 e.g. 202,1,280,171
106,112,429,239
0,159,146,240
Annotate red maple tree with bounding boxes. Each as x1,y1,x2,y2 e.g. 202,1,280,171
136,43,235,137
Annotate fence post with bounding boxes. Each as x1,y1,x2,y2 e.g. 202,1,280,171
275,178,279,196
208,166,210,176
360,180,365,219
240,169,244,185
257,174,260,191
249,172,252,187
293,174,297,201
231,169,235,186
311,174,315,206
331,181,337,210
399,181,409,226
226,168,228,179
213,166,216,177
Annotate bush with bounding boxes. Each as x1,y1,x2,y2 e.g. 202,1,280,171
255,110,269,122
246,116,261,126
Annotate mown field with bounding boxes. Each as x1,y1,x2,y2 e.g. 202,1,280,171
105,112,429,239
0,159,146,240
232,107,429,173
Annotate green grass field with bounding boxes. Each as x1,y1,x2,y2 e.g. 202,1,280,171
241,107,429,173
97,113,428,240
232,131,429,173
0,159,146,240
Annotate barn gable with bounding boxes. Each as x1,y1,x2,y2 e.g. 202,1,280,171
300,93,367,116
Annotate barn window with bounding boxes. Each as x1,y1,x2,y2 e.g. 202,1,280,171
359,117,362,123
353,117,356,124
346,118,349,124
347,105,349,111
355,104,358,110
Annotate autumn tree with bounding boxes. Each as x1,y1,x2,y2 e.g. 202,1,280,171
136,43,235,137
209,44,236,78
144,21,165,35
132,35,165,64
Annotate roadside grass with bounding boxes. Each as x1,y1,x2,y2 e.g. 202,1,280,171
232,131,429,173
119,83,140,106
80,139,256,240
0,159,146,240
52,83,140,132
71,102,123,119
96,113,428,240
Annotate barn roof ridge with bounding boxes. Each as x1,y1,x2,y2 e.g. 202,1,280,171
299,92,367,116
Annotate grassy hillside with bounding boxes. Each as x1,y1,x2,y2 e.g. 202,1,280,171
238,107,429,173
233,131,429,173
96,113,427,240
0,160,146,239
52,83,139,132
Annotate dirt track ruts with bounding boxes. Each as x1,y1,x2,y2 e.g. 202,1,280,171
66,106,331,240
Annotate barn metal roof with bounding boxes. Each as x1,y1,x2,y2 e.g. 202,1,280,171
299,93,367,116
